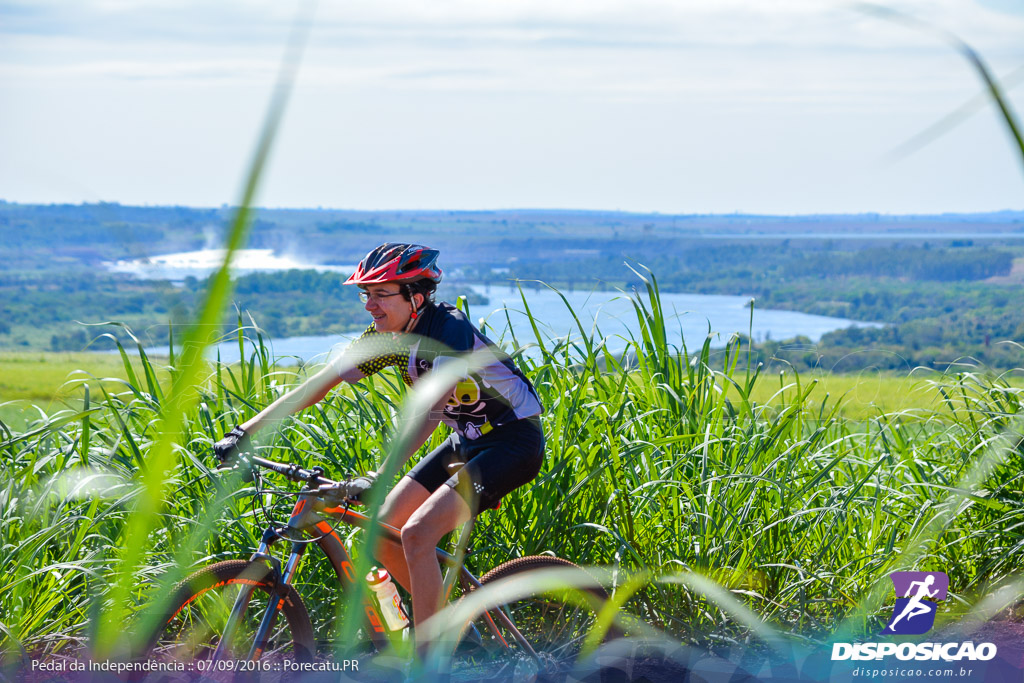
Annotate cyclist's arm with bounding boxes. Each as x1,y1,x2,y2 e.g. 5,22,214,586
239,364,364,435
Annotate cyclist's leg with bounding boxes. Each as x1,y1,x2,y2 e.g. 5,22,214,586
375,477,431,591
399,485,472,649
402,417,545,648
376,434,464,590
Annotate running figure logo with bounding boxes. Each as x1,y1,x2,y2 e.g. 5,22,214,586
882,571,948,635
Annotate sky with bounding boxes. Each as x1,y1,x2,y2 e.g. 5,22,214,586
1,0,1023,215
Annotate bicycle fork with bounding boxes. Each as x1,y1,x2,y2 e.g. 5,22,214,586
211,531,307,663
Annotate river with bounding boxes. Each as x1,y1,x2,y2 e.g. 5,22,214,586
105,249,879,364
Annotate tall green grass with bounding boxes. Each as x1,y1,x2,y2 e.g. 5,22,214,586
2,273,1022,667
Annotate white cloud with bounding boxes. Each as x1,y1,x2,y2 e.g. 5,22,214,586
0,0,1021,211
4,0,1022,49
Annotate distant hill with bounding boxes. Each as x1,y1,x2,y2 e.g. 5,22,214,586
3,200,1023,273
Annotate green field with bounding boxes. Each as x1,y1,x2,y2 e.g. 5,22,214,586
4,350,1018,426
0,351,172,430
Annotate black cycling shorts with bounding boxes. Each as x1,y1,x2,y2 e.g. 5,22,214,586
406,417,544,514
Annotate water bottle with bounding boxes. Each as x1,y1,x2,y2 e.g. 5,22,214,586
366,567,410,632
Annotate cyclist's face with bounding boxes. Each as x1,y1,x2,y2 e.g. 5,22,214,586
363,284,414,333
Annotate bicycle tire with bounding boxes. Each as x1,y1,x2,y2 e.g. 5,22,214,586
470,555,623,669
144,559,316,668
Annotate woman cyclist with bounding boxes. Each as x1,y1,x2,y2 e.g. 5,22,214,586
214,243,544,653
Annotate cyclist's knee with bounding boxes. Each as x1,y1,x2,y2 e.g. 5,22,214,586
400,493,469,558
400,521,431,557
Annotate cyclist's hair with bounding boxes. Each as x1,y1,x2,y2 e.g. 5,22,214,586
402,279,437,304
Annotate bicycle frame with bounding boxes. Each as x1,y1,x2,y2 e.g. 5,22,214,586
221,475,539,662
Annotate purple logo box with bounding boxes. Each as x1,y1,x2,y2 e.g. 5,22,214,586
882,571,948,636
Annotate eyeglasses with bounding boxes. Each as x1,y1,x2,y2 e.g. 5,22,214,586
358,289,405,304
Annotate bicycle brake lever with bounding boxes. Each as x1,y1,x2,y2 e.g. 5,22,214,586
317,481,353,506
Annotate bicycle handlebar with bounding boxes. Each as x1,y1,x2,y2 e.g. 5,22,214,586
218,454,371,501
248,455,336,485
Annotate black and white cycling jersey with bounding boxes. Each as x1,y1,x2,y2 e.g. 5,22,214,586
345,301,542,440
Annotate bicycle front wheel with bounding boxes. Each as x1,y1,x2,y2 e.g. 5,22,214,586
473,556,622,668
145,559,316,667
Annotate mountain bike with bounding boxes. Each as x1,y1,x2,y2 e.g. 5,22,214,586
140,454,618,677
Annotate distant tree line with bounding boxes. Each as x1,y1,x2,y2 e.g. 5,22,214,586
502,243,1013,289
780,245,1011,281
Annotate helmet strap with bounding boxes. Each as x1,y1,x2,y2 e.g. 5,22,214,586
404,286,423,333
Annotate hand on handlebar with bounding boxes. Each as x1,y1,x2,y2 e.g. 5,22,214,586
347,471,379,502
213,426,249,466
318,471,379,506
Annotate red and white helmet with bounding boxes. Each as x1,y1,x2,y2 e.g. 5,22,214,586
344,243,443,286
